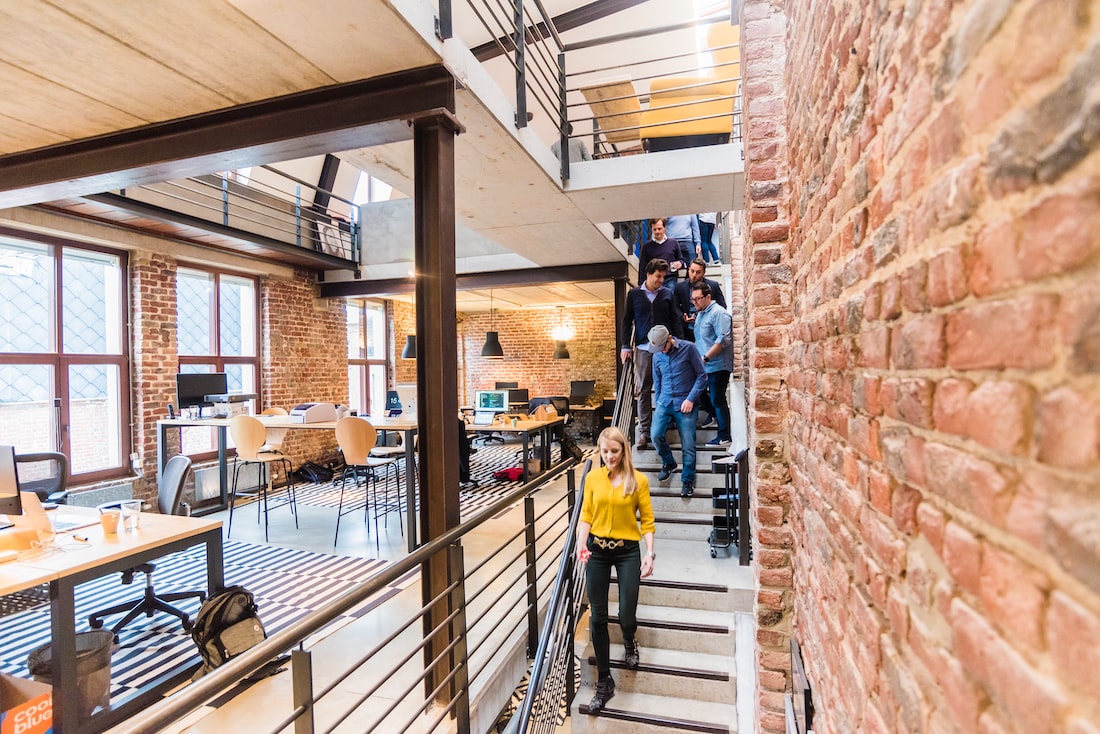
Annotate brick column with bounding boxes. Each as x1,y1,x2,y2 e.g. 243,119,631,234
131,252,178,499
741,1,794,732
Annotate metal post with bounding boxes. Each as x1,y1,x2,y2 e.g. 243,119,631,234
413,111,463,703
558,51,569,180
513,0,526,127
437,0,452,40
447,543,471,733
291,649,315,734
523,496,539,657
294,184,302,247
221,174,229,226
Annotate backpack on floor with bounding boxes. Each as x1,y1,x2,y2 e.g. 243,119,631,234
191,585,267,677
295,461,334,484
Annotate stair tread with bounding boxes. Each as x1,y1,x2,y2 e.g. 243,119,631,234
610,600,738,631
601,642,735,674
574,688,736,731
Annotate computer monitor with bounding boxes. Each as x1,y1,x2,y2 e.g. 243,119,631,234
396,384,417,416
494,381,519,390
475,389,509,413
0,445,23,518
176,372,229,409
507,388,529,404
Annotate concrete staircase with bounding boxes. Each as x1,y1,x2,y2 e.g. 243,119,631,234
570,428,752,734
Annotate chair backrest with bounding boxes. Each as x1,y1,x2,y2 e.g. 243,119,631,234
230,415,268,461
260,407,289,448
335,417,377,466
549,397,570,417
158,454,194,516
14,452,69,503
707,22,741,79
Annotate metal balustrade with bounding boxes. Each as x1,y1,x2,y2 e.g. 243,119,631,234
113,456,584,734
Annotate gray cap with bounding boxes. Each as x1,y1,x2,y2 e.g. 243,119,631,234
646,324,670,352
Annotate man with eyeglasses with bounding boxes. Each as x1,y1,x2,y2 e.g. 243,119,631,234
691,282,734,447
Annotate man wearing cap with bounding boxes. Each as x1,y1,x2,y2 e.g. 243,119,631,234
646,324,707,497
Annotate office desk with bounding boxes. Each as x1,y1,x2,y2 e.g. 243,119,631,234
467,417,565,483
1,508,223,734
156,415,421,550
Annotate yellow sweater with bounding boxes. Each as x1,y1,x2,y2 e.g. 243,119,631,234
580,467,656,540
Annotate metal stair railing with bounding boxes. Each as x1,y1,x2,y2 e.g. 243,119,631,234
112,456,581,734
504,458,592,734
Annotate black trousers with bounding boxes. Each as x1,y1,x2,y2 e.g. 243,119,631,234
585,537,641,678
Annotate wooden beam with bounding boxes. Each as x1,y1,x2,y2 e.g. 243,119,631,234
0,66,456,209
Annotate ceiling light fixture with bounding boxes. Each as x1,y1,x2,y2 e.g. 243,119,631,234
481,290,504,359
401,334,417,359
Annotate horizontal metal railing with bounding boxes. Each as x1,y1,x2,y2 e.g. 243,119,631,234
113,457,581,734
115,165,361,262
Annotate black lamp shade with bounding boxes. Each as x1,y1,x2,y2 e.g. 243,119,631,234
553,340,570,359
401,335,417,359
481,331,505,358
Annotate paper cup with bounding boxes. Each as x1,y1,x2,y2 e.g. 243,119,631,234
99,509,120,534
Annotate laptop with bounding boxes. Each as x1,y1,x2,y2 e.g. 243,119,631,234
19,491,98,533
473,410,497,426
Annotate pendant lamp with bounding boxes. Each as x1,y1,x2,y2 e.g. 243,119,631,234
551,306,572,359
481,290,505,359
401,334,417,359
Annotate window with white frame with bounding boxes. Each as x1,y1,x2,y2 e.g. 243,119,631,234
0,234,130,480
176,267,258,455
347,300,387,416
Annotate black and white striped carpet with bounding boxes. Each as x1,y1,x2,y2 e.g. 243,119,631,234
292,440,567,520
0,541,404,700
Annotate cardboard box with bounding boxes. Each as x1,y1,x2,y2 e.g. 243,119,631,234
526,458,542,474
0,673,52,734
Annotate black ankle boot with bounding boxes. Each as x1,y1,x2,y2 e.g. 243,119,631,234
624,639,640,669
588,675,615,713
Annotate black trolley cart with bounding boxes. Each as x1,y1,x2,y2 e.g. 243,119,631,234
709,448,750,562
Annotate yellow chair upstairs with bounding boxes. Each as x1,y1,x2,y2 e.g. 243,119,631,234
640,23,741,143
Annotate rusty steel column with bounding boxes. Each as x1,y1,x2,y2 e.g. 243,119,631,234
413,111,464,707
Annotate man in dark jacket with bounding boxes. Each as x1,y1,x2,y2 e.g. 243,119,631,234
671,258,727,342
620,259,681,449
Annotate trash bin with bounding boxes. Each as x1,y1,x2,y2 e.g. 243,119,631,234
27,629,114,718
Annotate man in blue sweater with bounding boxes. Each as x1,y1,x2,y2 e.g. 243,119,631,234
647,324,707,497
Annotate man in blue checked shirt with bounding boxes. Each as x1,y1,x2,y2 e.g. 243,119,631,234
692,282,734,447
646,324,707,497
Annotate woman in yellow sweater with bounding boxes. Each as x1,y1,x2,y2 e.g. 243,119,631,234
577,426,656,713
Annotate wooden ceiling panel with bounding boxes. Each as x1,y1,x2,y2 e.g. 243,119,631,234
0,2,232,127
0,112,66,155
0,61,146,142
60,0,337,104
227,0,439,82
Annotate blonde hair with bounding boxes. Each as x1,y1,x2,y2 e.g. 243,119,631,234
598,426,638,497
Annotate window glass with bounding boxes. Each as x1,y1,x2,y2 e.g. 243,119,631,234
365,303,384,360
0,240,53,352
62,248,122,354
347,304,363,359
348,365,364,415
368,364,386,417
178,270,213,355
68,364,121,473
219,275,255,357
0,363,55,452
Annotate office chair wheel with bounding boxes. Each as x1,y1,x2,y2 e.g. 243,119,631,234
89,617,104,630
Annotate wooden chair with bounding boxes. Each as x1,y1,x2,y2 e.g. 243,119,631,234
260,406,290,452
228,414,298,541
579,77,644,155
334,417,399,548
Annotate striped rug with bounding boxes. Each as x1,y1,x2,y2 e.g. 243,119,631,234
0,541,404,700
292,440,567,520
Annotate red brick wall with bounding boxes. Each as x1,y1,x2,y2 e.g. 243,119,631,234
131,252,179,496
741,2,795,730
746,0,1100,732
392,299,418,385
261,271,347,463
458,306,617,406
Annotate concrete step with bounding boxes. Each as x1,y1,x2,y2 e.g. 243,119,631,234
590,602,737,654
570,689,736,734
578,641,736,703
653,513,715,541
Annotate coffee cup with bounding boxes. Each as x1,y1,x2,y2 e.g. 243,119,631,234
99,509,120,535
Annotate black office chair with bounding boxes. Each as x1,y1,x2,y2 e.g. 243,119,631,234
14,452,69,505
88,455,207,640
